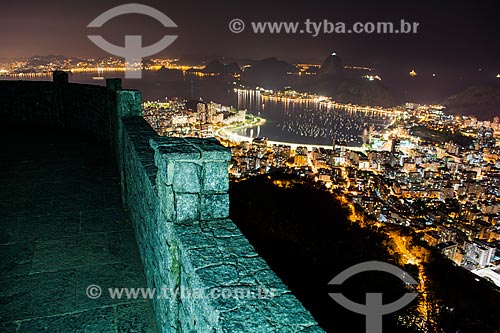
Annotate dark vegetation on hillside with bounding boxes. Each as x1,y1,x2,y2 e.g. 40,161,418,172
410,125,473,148
229,173,500,332
229,174,415,332
442,83,500,121
424,252,500,333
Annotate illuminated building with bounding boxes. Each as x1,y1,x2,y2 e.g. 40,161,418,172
465,240,496,268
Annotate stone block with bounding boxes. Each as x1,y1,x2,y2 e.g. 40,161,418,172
202,162,229,193
215,235,257,258
149,136,184,150
186,247,223,270
173,162,201,193
200,219,242,238
175,193,199,222
198,141,232,162
195,264,239,288
201,194,229,220
266,293,320,329
117,90,142,117
156,145,201,162
218,302,275,333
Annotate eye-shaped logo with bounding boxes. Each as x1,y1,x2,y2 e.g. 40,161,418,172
87,3,178,79
328,261,418,333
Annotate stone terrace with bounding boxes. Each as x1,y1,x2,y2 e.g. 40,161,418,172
0,125,157,332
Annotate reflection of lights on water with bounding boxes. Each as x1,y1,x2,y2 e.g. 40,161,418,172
234,87,398,146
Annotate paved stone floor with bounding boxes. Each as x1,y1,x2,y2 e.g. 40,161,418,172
0,125,157,332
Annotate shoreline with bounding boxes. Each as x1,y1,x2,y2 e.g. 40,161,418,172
216,117,365,152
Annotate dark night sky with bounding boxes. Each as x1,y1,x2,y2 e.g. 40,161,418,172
1,0,499,72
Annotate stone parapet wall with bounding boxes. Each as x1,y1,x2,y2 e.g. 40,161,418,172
119,113,323,332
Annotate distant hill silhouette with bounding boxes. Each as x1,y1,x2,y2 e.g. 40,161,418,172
153,66,184,80
241,57,298,89
301,53,398,107
317,53,344,78
308,77,397,107
442,83,500,120
203,59,241,75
